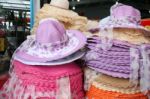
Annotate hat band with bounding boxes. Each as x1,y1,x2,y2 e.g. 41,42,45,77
111,16,140,26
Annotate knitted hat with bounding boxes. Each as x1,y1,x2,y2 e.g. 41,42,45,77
0,60,85,99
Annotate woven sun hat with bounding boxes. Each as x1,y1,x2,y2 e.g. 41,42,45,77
15,18,86,63
87,85,148,99
85,38,133,78
98,3,150,45
31,0,88,34
0,60,85,99
87,74,149,95
95,74,136,89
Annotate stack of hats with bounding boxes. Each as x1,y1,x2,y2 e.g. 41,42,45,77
85,3,150,99
0,18,86,99
31,0,88,34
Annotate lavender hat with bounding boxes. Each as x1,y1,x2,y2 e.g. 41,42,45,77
99,3,148,30
15,18,86,63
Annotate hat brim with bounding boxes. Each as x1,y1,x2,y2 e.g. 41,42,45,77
100,16,150,31
14,50,85,65
15,30,86,62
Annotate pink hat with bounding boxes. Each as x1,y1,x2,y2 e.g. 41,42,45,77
0,60,85,99
99,3,147,29
15,18,86,63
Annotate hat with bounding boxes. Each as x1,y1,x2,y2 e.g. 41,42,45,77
89,66,130,78
31,0,88,34
98,3,150,45
50,0,69,9
95,74,135,89
87,85,148,99
92,81,140,94
100,3,143,29
15,18,86,63
15,49,85,65
0,60,85,99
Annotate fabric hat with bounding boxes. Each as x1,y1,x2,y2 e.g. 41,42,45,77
0,60,85,99
98,3,150,45
100,3,144,29
87,85,148,99
15,18,86,63
15,49,85,65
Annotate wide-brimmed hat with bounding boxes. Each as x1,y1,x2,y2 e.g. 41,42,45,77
99,3,146,29
95,74,135,89
15,18,86,63
15,49,85,65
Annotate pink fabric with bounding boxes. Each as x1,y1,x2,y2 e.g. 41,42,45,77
0,60,85,99
13,60,82,91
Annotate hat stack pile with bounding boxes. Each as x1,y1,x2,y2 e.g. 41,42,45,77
31,0,88,34
85,3,150,99
0,18,86,99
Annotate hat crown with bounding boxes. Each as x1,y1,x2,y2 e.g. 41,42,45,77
111,3,141,24
36,19,67,44
50,0,69,9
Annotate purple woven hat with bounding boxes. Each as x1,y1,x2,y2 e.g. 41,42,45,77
86,37,132,78
15,18,86,62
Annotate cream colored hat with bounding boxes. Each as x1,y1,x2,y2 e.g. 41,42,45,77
31,0,88,34
50,0,69,9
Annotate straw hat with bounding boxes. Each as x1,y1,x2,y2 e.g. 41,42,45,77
31,0,88,34
95,74,135,89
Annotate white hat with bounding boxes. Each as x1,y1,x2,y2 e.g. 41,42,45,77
50,0,69,9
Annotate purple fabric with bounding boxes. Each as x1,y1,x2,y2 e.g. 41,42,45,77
111,3,141,24
36,19,68,44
